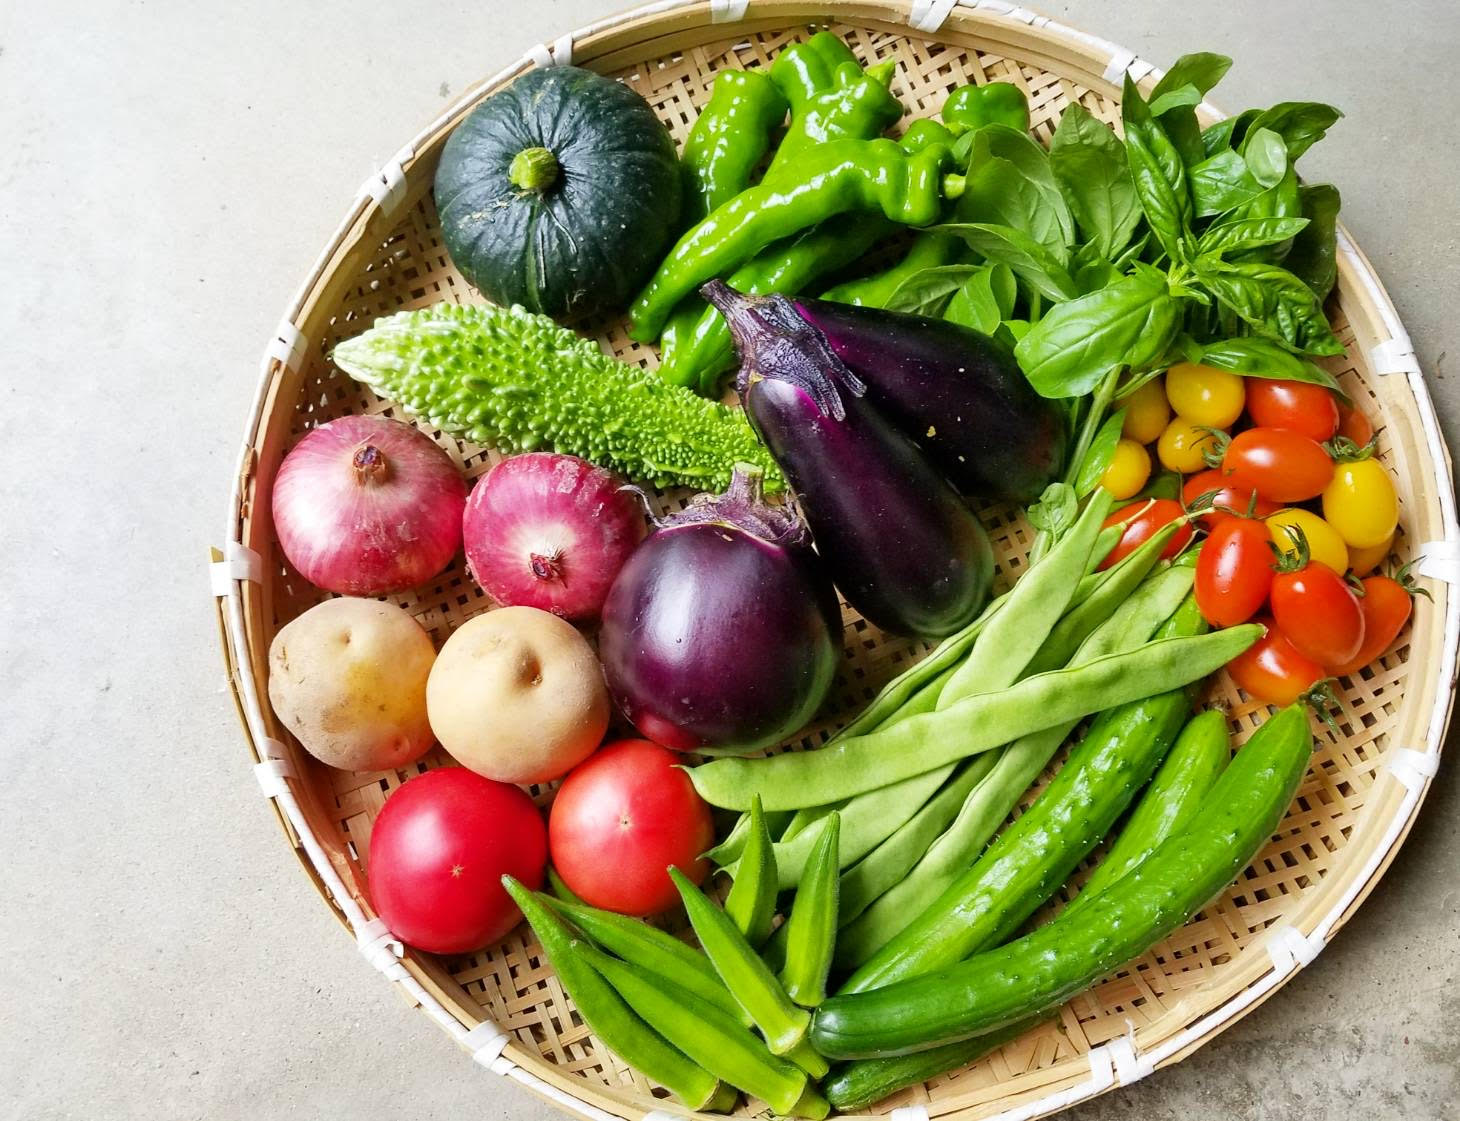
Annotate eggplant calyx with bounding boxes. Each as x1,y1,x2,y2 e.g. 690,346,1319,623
657,462,810,550
701,280,865,421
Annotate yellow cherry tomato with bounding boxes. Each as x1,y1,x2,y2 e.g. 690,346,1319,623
1266,508,1351,574
1348,532,1395,576
1164,362,1246,428
1117,378,1170,445
1157,417,1220,474
1323,458,1400,548
1099,439,1152,500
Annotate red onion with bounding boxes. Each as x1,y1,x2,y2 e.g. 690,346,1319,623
272,415,466,595
463,453,646,622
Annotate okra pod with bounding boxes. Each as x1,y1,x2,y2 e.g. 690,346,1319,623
724,795,779,948
779,813,841,1007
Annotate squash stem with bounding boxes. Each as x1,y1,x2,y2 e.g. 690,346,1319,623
509,146,559,192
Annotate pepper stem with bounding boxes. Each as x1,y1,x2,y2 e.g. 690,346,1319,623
351,443,390,485
508,146,559,192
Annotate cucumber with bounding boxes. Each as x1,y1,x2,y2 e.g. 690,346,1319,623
810,704,1313,1058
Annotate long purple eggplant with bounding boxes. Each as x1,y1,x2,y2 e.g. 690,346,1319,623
704,280,993,639
791,298,1066,502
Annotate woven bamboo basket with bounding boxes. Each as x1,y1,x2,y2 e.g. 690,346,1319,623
213,2,1458,1117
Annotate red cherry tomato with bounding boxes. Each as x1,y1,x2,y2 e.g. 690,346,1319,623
1221,427,1335,503
1329,574,1416,676
368,768,547,954
1097,499,1194,570
1195,517,1274,627
1245,379,1341,443
1227,616,1329,706
549,740,714,916
1181,469,1279,528
1270,558,1365,667
1337,401,1375,447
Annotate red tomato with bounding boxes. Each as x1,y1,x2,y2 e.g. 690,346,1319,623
1245,379,1341,443
1227,617,1329,706
369,768,547,954
1329,574,1416,675
1270,559,1365,666
1337,401,1375,447
549,740,714,916
1097,499,1194,570
1221,427,1335,503
1181,469,1279,528
1195,517,1274,627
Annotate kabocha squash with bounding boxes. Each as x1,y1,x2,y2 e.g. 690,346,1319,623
434,66,681,323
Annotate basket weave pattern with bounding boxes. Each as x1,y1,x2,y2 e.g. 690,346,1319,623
214,4,1456,1119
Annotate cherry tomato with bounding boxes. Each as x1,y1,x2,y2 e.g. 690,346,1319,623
1245,379,1340,442
1117,378,1170,444
1227,616,1329,706
1097,498,1193,570
1329,573,1417,675
369,768,547,954
1195,517,1274,627
1100,439,1152,499
1221,427,1334,502
1164,362,1246,428
1266,508,1351,576
549,740,714,916
1348,533,1394,576
1270,557,1365,666
1337,401,1375,447
1322,458,1399,548
1181,468,1279,528
1158,417,1222,474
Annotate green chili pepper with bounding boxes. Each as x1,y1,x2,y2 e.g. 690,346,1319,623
779,813,841,1007
769,30,861,106
941,81,1030,136
539,892,754,1028
629,137,961,341
770,35,900,166
578,940,809,1114
680,70,789,225
723,794,779,948
819,226,964,308
502,879,727,1111
669,867,810,1055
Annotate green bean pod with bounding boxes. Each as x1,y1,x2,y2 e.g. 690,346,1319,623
724,795,779,948
540,893,752,1028
669,867,810,1054
579,941,809,1113
1067,707,1230,912
502,880,725,1110
779,813,841,1007
811,705,1313,1058
679,70,789,226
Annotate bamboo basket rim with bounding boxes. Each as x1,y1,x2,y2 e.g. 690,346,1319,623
211,3,1459,1119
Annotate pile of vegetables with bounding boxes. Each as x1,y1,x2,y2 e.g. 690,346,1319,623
255,32,1435,1116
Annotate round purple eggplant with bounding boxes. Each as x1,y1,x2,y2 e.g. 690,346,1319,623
598,465,842,754
705,281,994,639
793,297,1066,502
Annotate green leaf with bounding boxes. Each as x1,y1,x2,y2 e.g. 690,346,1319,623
1284,183,1341,300
945,267,1000,333
1150,52,1233,100
884,264,983,317
1243,127,1289,189
933,223,1080,302
999,318,1032,346
1049,104,1141,261
956,125,1077,257
1148,52,1230,170
1220,164,1302,263
1026,481,1078,538
1121,74,1193,260
1195,335,1348,398
1197,216,1310,258
1200,114,1246,157
1189,149,1265,216
1014,267,1179,397
1191,259,1345,356
1244,101,1343,160
1071,241,1121,294
1147,83,1203,118
1074,408,1128,496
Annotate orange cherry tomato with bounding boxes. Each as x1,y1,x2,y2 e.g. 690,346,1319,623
1337,401,1375,447
1245,379,1341,443
1181,468,1279,528
1221,427,1335,503
1227,616,1329,706
1195,516,1274,627
1328,574,1417,676
1098,499,1193,570
1270,557,1365,667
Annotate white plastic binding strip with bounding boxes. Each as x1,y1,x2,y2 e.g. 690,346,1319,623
264,317,308,372
963,0,1048,26
209,540,262,596
526,33,575,68
891,1105,931,1121
253,757,294,798
908,0,957,33
1100,49,1155,86
1418,538,1460,584
1265,923,1324,974
466,1019,512,1069
643,1111,686,1121
710,0,750,22
357,144,414,219
1389,746,1441,791
1104,1028,1155,1085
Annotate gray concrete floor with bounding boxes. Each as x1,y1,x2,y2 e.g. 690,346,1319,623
2,1,1457,1119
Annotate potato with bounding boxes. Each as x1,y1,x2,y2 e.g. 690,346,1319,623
268,598,436,772
427,606,609,785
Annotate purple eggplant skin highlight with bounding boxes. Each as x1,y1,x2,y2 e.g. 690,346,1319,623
792,298,1067,503
704,281,995,639
598,466,843,755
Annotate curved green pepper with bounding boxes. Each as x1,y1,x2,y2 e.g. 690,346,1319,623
679,70,789,225
942,81,1030,135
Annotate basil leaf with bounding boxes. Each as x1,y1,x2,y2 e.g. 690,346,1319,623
1200,115,1244,157
1121,74,1193,260
945,266,1004,334
1147,83,1203,118
1075,408,1128,496
885,264,983,317
1243,127,1289,189
1149,51,1230,170
1221,164,1302,263
1284,183,1341,300
933,223,1080,302
1112,230,1153,272
1014,268,1177,397
957,126,1077,256
1026,481,1078,538
1150,52,1233,100
1192,259,1345,356
1196,335,1348,398
999,319,1032,345
1189,149,1265,216
1244,101,1343,161
1049,104,1141,261
1197,216,1310,257
1071,241,1121,294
